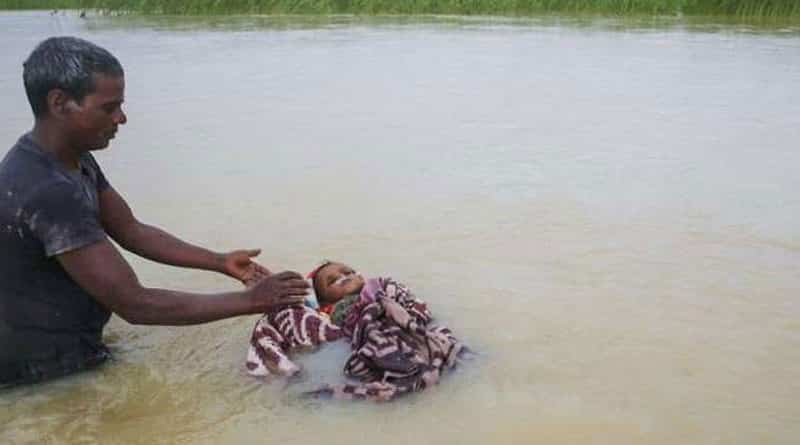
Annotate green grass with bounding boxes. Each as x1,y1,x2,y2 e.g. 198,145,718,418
1,0,798,18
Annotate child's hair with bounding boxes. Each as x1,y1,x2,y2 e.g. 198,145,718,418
308,260,332,304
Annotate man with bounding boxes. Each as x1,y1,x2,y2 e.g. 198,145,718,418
0,36,309,386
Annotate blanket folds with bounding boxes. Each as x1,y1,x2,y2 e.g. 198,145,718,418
246,277,465,401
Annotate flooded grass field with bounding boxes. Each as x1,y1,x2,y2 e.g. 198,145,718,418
1,11,799,444
2,0,800,18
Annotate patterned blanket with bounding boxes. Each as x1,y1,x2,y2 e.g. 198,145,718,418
246,277,466,401
246,304,343,377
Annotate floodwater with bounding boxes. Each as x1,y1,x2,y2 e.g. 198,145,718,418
1,11,799,445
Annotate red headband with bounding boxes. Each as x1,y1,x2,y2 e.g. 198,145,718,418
307,261,331,280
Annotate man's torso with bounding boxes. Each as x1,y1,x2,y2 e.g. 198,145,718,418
0,133,112,385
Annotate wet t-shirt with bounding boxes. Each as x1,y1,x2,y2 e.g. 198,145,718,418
0,133,112,385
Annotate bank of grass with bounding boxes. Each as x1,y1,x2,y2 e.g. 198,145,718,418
0,0,798,18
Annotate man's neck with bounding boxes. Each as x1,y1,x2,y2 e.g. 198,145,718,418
30,120,81,170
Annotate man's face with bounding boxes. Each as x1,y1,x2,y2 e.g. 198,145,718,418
65,73,127,151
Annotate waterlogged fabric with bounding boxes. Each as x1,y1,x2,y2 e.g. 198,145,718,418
247,277,465,401
246,303,344,376
312,277,465,401
0,133,112,386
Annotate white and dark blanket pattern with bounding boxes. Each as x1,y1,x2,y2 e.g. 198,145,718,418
246,277,466,401
246,304,343,376
310,277,466,401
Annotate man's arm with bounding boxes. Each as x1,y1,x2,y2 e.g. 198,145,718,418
57,239,307,325
98,186,259,280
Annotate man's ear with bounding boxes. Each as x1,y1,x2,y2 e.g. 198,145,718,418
46,89,79,119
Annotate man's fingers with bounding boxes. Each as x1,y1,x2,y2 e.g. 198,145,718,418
269,295,305,309
254,263,271,275
281,294,306,303
246,249,261,258
282,287,312,297
273,270,305,281
281,278,309,289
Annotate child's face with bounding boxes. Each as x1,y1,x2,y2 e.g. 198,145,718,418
315,262,365,305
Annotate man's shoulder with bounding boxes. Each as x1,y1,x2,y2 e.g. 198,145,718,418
0,136,72,205
1,135,49,177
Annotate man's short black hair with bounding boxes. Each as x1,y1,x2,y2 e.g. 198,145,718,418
23,36,124,117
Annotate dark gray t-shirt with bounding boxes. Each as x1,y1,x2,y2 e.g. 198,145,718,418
0,133,112,385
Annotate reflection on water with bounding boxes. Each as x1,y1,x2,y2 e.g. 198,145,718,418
1,11,799,445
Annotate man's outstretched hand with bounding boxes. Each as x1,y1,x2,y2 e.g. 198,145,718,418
240,261,271,288
218,250,307,312
220,249,271,285
248,271,309,312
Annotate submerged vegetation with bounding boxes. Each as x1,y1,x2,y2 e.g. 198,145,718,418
0,0,798,18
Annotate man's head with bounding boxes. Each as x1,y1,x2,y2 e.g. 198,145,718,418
310,261,365,306
23,36,126,151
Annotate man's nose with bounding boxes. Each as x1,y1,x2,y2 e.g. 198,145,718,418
114,109,127,125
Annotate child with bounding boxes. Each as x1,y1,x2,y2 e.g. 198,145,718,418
245,261,466,401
